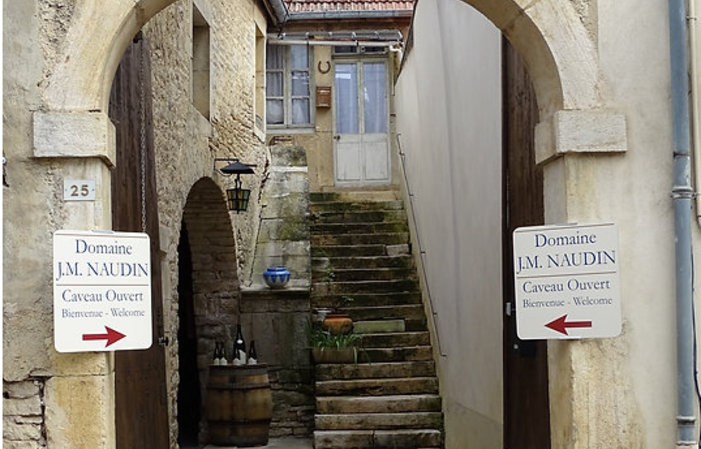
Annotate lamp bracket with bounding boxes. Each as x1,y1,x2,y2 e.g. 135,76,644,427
213,158,257,176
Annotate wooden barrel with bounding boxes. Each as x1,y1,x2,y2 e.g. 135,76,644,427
206,364,272,447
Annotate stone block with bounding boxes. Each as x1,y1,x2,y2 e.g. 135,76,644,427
44,374,115,449
3,381,41,400
315,361,436,381
262,171,310,197
386,244,410,256
3,440,45,449
257,219,309,243
3,417,43,441
3,397,42,417
314,430,373,449
240,297,311,313
261,193,310,219
316,394,441,414
374,429,443,447
270,145,308,167
33,111,116,165
536,109,628,164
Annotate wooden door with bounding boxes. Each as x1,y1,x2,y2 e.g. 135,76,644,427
502,38,551,449
109,33,170,449
334,60,390,185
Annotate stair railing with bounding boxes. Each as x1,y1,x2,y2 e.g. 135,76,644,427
396,132,447,357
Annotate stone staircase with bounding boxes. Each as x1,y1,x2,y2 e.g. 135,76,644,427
310,192,444,449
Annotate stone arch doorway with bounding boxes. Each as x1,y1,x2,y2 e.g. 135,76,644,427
34,0,626,447
177,178,240,445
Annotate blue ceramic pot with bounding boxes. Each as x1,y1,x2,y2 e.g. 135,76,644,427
263,266,290,289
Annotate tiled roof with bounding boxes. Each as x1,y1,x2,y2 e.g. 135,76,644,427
285,0,413,13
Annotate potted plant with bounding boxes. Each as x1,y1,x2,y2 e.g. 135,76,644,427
322,295,354,335
307,324,361,364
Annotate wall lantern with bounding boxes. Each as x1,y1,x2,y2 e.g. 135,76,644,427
214,158,256,213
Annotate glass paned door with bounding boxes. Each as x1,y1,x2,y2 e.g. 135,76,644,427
334,60,390,185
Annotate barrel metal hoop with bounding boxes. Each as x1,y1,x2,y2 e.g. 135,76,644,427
210,382,271,391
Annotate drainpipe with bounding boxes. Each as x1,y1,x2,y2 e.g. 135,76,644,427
691,0,701,225
667,0,697,446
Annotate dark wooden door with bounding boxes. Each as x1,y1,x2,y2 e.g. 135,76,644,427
109,33,170,449
502,38,551,449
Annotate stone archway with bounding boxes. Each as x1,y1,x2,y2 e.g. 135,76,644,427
177,178,240,445
459,0,601,113
29,0,628,448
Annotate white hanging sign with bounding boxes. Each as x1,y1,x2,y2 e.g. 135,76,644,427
53,230,153,352
513,223,622,340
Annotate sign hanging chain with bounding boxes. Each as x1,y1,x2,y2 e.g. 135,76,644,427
138,39,148,234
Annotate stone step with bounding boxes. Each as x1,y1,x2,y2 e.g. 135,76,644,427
311,221,410,235
360,346,434,363
312,255,414,270
312,279,420,295
312,244,388,258
316,394,442,414
360,331,431,348
311,210,408,224
312,267,417,282
312,232,410,246
310,195,443,448
346,305,426,322
310,200,405,212
334,317,427,334
314,429,442,449
315,412,443,431
310,191,399,203
353,320,406,334
315,361,436,381
316,377,439,396
312,292,422,308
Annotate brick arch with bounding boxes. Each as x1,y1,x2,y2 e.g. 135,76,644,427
179,177,239,438
181,177,239,342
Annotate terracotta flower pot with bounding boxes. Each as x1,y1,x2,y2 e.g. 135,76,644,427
322,313,353,335
311,347,356,364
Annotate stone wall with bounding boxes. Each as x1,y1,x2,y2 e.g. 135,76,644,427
142,0,271,446
240,291,315,438
3,379,47,449
247,145,312,288
240,144,314,437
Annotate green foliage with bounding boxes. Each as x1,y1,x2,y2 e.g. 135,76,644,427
307,322,360,348
323,264,336,283
333,295,354,311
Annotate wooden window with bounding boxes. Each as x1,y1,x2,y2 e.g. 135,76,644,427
266,44,313,127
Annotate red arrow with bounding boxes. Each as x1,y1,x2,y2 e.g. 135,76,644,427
82,327,126,347
545,315,592,335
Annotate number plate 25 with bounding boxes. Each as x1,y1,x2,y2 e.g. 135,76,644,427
63,180,96,201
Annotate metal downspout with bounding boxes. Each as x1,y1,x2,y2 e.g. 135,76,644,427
668,0,697,445
691,0,701,225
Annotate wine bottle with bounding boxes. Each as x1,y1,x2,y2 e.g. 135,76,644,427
233,325,246,365
247,340,258,365
213,341,222,365
218,341,228,365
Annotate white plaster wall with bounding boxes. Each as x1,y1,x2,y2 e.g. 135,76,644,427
395,1,504,446
558,0,695,446
397,0,701,446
